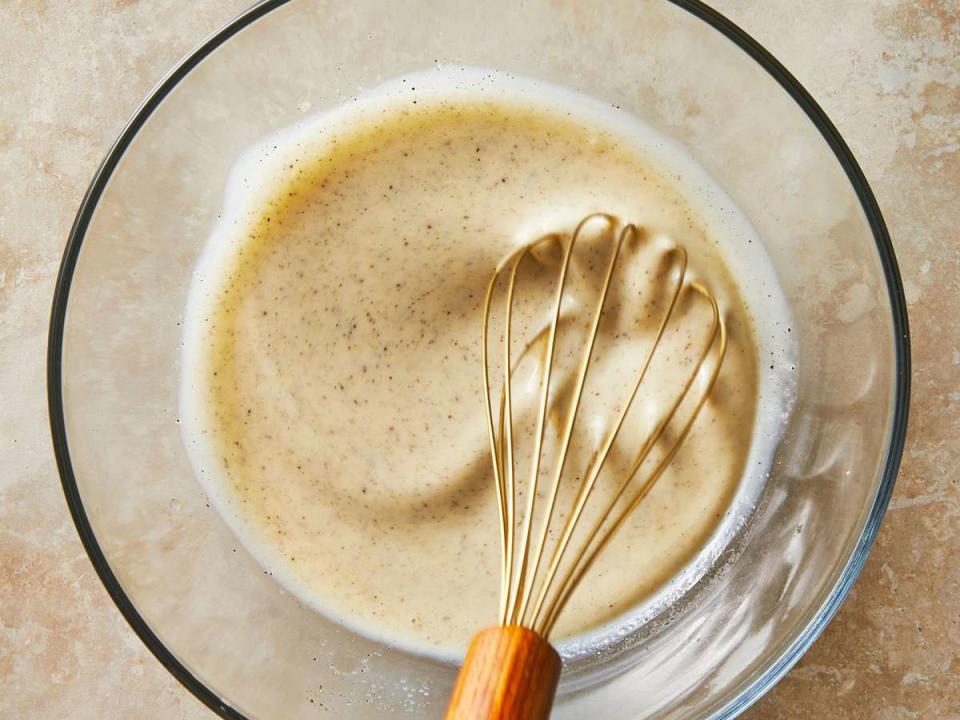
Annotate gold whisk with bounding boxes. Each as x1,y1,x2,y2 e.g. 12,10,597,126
446,214,727,720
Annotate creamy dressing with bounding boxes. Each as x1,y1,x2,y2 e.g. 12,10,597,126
181,67,794,659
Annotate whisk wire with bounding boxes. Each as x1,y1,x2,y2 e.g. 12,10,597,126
481,271,509,622
515,215,623,625
506,222,586,626
501,249,527,623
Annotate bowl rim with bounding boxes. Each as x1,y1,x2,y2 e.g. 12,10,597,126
46,1,911,717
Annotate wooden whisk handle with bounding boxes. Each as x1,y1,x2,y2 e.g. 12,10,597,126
445,626,562,720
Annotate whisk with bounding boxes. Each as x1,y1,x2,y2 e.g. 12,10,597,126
445,214,727,720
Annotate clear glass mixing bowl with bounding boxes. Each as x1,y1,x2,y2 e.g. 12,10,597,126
48,1,909,717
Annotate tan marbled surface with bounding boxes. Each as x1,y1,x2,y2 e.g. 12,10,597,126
0,1,956,718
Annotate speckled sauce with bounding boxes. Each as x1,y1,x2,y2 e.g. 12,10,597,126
181,69,790,658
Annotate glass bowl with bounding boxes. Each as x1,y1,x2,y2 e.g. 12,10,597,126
48,1,910,717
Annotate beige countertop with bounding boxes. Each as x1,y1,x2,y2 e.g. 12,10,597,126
1,1,957,718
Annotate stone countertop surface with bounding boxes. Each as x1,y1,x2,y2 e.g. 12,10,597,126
1,1,956,718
